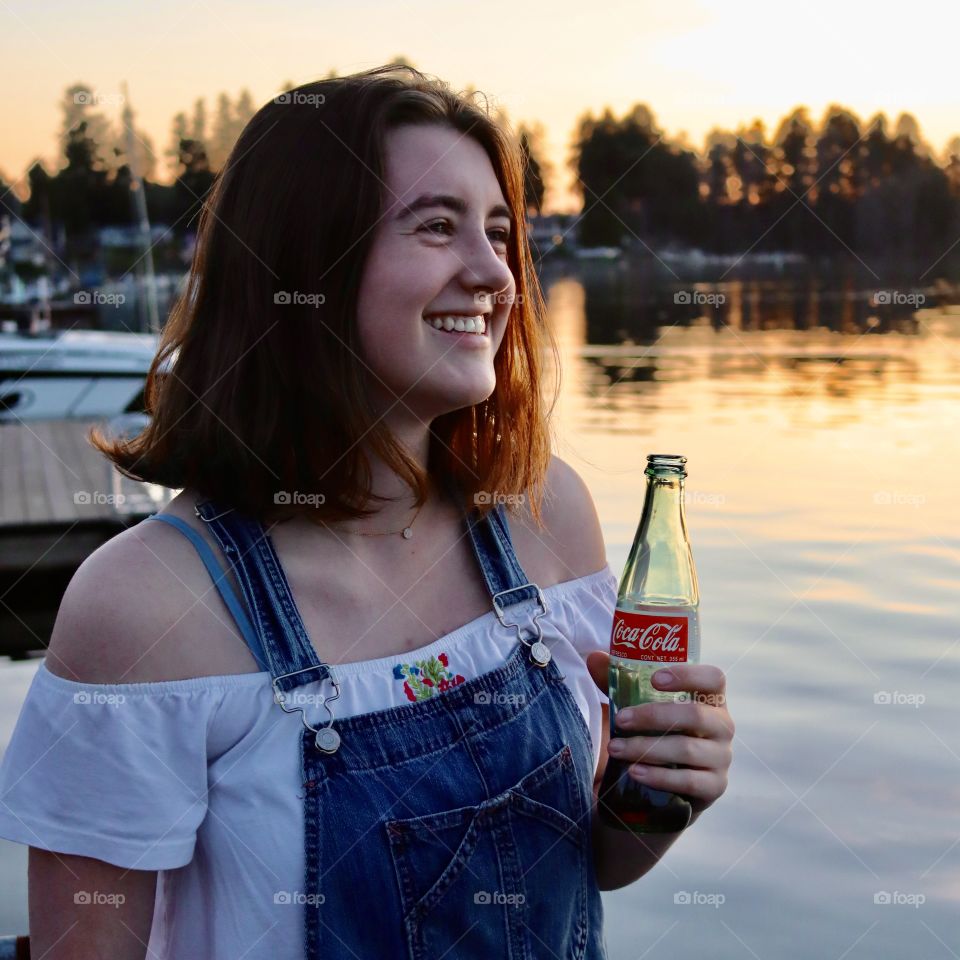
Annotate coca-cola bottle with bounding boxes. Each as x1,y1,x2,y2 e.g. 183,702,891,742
598,454,701,834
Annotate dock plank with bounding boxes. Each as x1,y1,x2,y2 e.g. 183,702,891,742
0,424,26,527
54,419,109,521
35,420,80,522
18,420,55,523
1,419,163,529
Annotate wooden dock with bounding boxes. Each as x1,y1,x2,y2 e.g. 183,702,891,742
0,418,172,658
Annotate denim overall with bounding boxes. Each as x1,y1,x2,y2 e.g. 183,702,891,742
146,490,607,959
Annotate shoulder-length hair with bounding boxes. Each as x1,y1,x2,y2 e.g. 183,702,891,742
90,64,560,529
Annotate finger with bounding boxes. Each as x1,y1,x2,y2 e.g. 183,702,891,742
650,664,726,695
608,734,730,771
615,700,734,740
585,650,610,694
626,763,728,803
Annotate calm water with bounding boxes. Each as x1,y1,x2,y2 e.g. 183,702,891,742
1,270,958,956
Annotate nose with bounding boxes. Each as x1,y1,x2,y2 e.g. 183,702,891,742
457,233,515,304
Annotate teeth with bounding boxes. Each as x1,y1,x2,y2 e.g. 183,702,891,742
423,315,486,336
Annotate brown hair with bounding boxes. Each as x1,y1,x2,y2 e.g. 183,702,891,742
90,64,560,528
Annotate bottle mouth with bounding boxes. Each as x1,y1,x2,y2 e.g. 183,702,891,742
645,454,687,478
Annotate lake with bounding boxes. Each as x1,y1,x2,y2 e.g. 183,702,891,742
1,265,958,956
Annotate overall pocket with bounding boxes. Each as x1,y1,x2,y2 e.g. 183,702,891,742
384,743,591,960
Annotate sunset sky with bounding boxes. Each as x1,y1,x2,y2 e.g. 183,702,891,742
2,0,958,213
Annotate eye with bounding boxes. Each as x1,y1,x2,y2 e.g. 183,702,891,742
419,220,511,246
421,219,454,237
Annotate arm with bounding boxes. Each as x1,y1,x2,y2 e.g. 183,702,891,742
29,848,157,959
27,526,198,953
590,700,696,890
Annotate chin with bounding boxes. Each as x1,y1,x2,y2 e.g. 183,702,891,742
431,383,496,416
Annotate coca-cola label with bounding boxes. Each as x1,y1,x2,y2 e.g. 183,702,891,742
610,609,689,663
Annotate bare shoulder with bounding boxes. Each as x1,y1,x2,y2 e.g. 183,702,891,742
44,489,259,684
507,454,608,586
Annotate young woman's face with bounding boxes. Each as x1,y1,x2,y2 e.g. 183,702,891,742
355,123,516,422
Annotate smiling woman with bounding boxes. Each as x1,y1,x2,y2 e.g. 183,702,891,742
0,65,628,960
85,64,558,531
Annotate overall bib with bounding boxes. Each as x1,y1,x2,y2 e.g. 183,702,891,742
147,490,607,959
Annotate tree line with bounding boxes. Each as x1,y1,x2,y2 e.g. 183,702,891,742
570,104,960,267
2,73,958,271
0,66,551,272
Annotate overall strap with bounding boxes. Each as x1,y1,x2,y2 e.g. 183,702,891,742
445,479,551,666
143,514,270,673
191,499,335,693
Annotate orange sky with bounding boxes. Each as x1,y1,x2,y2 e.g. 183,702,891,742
2,0,958,213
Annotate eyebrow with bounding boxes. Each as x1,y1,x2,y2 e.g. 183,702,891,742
394,193,513,223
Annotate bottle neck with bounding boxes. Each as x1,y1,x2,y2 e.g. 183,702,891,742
641,474,686,542
624,469,699,606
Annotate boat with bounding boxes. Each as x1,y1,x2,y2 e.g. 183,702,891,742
0,329,160,422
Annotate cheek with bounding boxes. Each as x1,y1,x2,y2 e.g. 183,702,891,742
357,321,414,376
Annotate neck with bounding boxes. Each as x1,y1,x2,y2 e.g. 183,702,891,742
287,422,447,539
350,420,434,533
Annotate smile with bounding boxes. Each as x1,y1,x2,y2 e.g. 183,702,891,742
422,314,487,336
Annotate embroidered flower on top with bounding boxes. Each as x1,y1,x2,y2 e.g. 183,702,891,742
392,651,467,702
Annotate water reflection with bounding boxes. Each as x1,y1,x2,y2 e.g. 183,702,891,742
544,267,960,958
554,262,947,340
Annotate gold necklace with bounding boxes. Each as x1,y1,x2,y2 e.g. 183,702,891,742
341,498,427,539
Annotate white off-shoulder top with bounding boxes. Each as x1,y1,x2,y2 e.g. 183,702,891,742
0,563,618,959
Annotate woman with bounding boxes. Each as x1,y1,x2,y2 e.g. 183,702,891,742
0,65,733,958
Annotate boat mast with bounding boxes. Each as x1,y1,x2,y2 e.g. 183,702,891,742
120,81,159,334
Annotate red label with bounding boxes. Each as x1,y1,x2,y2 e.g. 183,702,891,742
610,610,689,663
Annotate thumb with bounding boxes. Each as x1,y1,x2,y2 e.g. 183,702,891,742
585,650,611,695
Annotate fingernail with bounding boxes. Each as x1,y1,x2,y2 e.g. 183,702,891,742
618,708,634,724
653,670,674,685
608,739,625,754
630,764,648,778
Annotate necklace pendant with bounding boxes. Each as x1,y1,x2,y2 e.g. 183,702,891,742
402,526,413,539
